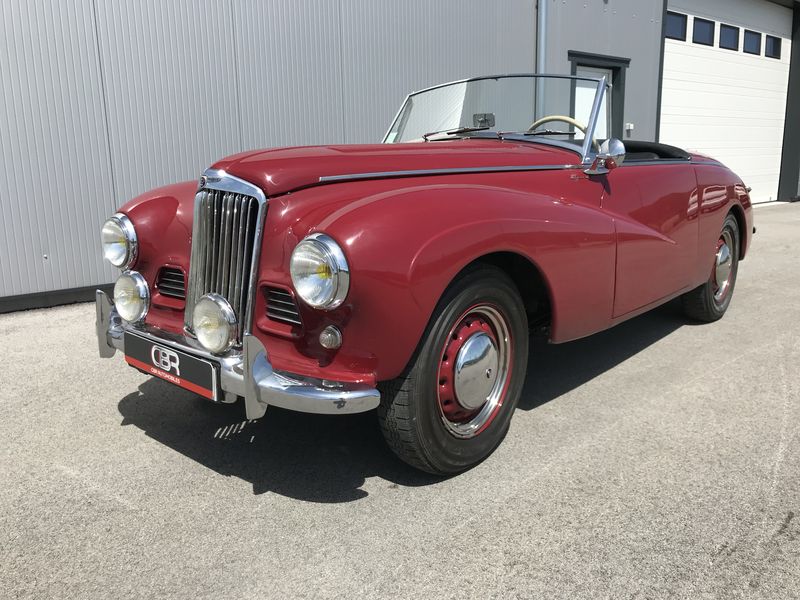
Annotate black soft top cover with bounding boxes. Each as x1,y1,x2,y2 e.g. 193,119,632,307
623,140,691,161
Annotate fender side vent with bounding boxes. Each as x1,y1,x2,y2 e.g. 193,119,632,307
265,287,302,326
156,267,186,300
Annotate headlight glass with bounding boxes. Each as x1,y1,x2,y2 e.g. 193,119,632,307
193,294,237,354
113,271,149,322
290,233,350,309
101,214,137,268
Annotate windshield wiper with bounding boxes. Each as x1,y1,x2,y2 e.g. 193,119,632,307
522,129,577,137
422,126,491,141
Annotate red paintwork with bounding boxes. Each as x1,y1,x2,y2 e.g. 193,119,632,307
122,182,195,335
118,139,753,387
212,140,575,196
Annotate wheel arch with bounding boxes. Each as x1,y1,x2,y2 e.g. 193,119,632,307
456,251,553,330
393,250,552,382
728,203,747,259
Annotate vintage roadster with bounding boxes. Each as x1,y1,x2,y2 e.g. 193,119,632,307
96,74,752,474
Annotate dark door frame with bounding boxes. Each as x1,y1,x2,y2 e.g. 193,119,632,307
778,5,800,201
568,50,631,140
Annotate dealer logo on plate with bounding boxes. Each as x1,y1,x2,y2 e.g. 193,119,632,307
151,345,180,376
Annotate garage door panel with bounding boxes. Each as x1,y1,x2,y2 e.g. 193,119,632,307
660,0,792,203
669,0,791,39
663,69,789,95
660,116,787,129
662,94,786,116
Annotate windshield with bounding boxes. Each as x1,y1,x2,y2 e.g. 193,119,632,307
384,75,609,156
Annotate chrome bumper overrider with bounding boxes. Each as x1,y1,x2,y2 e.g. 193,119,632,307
95,290,380,419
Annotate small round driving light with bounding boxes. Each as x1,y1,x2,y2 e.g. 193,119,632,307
113,271,149,323
192,294,238,354
101,214,137,269
319,325,343,350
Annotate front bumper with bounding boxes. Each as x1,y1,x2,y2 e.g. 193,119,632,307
95,290,380,419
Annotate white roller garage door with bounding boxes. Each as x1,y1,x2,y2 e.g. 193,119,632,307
660,0,792,203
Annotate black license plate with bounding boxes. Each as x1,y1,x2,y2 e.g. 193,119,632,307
124,332,218,400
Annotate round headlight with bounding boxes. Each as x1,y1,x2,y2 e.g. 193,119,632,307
192,294,237,354
113,271,149,323
101,213,137,268
290,233,350,310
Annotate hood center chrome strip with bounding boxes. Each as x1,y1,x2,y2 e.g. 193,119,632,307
318,163,582,184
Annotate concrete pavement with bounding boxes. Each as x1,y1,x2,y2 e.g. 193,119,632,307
1,203,798,599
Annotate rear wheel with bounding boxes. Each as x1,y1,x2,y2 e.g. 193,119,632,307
378,265,529,474
682,212,740,322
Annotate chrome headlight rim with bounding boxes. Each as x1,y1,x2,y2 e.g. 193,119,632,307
113,270,150,323
102,213,138,269
192,293,239,355
290,233,350,310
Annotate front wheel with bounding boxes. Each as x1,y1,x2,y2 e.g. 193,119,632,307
682,212,740,322
378,265,529,474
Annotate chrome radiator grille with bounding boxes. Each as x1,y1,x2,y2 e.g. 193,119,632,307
185,187,262,339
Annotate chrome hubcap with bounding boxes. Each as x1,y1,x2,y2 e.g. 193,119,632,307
454,332,499,410
436,305,512,439
714,230,734,303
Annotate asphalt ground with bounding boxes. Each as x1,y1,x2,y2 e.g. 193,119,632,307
1,203,798,599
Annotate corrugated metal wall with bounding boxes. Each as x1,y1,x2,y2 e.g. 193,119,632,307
0,0,536,300
541,0,664,142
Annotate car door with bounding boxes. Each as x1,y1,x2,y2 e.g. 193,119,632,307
601,162,699,318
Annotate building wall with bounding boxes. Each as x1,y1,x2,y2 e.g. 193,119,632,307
0,0,536,301
539,0,665,142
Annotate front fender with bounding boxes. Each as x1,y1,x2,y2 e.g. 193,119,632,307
117,181,197,334
258,177,615,382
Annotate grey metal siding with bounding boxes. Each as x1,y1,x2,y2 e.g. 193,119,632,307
1,0,536,300
94,0,242,205
337,0,539,143
0,0,117,297
235,0,346,148
541,0,664,142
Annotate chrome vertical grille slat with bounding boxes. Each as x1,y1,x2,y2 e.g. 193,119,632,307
229,202,242,314
185,173,266,344
232,200,245,318
220,193,231,294
210,193,219,291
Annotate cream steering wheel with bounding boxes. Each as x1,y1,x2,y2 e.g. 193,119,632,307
527,115,600,152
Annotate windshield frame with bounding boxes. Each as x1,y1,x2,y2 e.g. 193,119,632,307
382,74,610,165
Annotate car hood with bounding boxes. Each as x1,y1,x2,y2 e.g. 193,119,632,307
212,139,580,197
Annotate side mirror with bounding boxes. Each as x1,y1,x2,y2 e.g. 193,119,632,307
585,138,626,175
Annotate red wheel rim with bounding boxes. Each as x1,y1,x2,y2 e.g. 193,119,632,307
436,304,513,438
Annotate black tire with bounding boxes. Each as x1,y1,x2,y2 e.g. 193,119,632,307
682,212,740,322
377,264,529,474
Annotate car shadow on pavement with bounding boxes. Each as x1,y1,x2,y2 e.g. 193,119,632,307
519,298,686,410
118,384,441,503
117,299,687,503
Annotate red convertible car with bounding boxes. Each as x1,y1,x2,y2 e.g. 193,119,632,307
97,74,753,474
